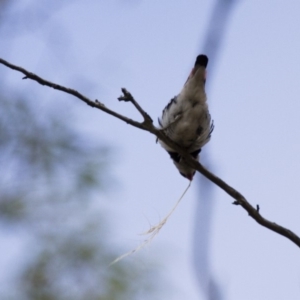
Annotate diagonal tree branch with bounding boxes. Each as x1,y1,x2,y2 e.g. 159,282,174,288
1,57,300,248
0,58,145,131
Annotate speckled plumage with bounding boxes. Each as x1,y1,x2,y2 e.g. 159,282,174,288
158,54,213,180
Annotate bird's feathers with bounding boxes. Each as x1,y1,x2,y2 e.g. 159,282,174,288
158,54,213,180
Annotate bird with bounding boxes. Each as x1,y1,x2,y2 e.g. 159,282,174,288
158,54,213,181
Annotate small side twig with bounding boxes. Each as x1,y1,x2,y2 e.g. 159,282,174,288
118,88,153,125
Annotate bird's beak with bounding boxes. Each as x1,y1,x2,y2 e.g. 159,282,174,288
186,173,194,181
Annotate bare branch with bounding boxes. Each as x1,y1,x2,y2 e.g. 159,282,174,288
0,58,145,131
118,88,153,125
1,57,300,248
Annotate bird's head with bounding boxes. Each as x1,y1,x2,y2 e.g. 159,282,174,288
167,149,201,181
175,162,196,181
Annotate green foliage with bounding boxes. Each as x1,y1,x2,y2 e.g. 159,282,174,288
0,88,160,300
0,2,162,299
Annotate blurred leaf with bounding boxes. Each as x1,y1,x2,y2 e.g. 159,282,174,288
0,2,163,299
0,85,161,300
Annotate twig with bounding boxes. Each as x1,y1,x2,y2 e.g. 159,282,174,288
0,58,145,131
1,57,300,248
118,88,153,125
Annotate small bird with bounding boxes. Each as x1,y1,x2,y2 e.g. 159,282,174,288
158,54,213,180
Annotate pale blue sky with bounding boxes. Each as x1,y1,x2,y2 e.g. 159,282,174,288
1,1,300,299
